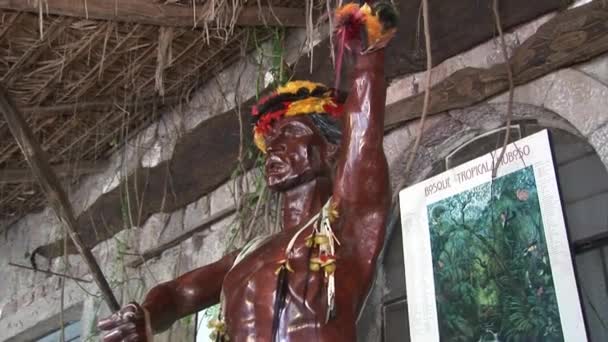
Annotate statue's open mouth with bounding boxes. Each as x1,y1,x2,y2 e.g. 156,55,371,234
266,158,289,175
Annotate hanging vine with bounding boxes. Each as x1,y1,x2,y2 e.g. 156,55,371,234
222,26,289,254
395,0,433,202
491,0,515,178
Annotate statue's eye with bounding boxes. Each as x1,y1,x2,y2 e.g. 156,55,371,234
283,124,309,137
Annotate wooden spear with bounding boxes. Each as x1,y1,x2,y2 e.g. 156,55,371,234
0,86,121,312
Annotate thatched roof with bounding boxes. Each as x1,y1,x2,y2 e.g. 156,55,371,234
0,0,306,226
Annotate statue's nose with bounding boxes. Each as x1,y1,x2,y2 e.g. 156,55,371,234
266,143,286,154
266,133,286,153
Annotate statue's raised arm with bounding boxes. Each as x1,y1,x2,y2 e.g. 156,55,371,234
331,0,398,311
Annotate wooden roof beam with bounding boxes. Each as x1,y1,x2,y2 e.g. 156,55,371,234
0,85,121,312
0,162,105,184
0,1,307,28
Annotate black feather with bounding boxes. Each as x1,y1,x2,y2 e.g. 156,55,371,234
373,1,399,31
253,86,330,120
271,266,289,342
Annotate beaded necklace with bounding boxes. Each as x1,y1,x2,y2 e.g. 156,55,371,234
209,198,340,341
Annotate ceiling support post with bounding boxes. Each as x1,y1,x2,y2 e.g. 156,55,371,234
0,86,121,312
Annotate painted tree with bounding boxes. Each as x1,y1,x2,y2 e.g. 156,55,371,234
428,167,563,342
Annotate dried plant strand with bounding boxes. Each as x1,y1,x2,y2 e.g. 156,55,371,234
84,0,89,19
245,185,267,241
306,0,315,73
155,27,174,96
37,0,45,39
491,0,515,179
327,0,335,66
99,23,113,80
59,230,68,342
256,0,268,26
402,0,432,185
193,0,197,28
8,262,92,283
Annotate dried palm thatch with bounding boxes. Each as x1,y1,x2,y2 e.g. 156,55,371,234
0,0,310,227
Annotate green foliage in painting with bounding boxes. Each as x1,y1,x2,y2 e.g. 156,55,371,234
427,166,563,342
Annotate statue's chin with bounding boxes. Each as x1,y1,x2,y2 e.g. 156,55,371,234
266,171,316,192
267,174,300,192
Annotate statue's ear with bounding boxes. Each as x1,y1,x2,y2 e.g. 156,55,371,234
324,143,340,164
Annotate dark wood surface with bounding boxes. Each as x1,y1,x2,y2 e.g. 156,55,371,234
385,0,608,127
0,1,307,28
295,0,571,86
33,0,589,259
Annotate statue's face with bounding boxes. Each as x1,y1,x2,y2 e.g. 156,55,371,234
264,116,333,191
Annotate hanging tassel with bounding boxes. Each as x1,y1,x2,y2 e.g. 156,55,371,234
302,218,320,306
326,273,337,322
214,324,222,342
209,314,227,341
319,200,340,322
272,263,290,342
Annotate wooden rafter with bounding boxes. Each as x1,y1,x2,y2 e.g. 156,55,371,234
22,95,180,117
0,85,121,312
0,162,105,184
0,1,307,28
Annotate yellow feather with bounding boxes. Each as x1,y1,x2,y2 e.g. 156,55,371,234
285,97,334,117
360,3,372,14
335,3,392,47
366,18,383,45
253,80,335,153
277,80,324,95
335,3,360,20
254,130,267,153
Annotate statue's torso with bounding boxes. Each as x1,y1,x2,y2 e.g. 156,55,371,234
221,221,370,342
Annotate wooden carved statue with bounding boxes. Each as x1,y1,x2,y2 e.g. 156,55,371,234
98,2,397,341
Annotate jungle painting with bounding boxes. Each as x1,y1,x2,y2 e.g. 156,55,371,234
427,166,563,342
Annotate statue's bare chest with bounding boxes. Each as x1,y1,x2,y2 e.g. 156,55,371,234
219,226,353,340
222,227,319,300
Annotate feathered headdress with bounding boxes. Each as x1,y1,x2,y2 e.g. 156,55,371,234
334,1,398,89
251,80,344,153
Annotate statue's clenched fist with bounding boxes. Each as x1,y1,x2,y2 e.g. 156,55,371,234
97,302,151,342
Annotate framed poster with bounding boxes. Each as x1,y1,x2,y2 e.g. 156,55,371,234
399,130,587,342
